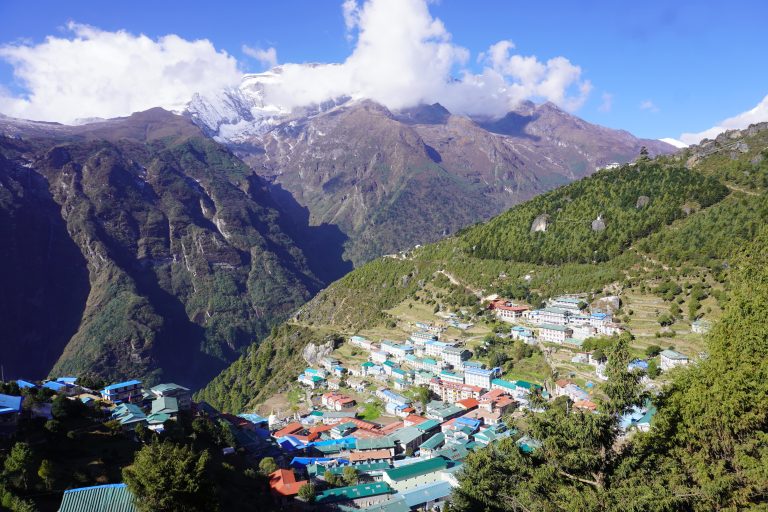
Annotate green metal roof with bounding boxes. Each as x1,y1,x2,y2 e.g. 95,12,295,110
356,437,395,450
340,495,409,512
58,483,137,512
316,482,393,504
149,383,189,394
150,396,179,415
433,444,469,461
383,457,448,481
415,419,440,432
491,378,516,390
419,432,445,451
539,323,572,332
362,362,375,368
389,426,423,445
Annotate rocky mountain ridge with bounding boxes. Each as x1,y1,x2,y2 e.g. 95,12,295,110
186,74,677,266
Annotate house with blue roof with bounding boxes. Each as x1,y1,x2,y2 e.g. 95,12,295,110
0,394,23,428
101,380,142,403
16,379,36,389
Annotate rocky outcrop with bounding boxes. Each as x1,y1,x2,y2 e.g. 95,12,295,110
531,214,550,233
591,214,606,231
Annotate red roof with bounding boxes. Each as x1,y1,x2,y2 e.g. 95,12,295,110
403,414,428,426
379,421,404,434
309,424,334,435
574,400,598,411
273,422,303,438
348,418,380,431
269,469,308,497
456,398,479,410
348,449,393,462
489,300,530,312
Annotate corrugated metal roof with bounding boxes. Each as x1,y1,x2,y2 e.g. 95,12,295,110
58,483,137,512
103,380,141,392
383,457,448,481
316,482,392,503
401,480,453,507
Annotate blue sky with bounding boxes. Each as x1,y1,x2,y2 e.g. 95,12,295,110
1,0,766,140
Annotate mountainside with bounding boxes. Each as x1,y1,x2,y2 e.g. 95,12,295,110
197,122,768,413
0,109,324,387
187,73,676,266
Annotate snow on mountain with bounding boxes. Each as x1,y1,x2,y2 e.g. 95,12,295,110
184,70,289,142
659,137,688,149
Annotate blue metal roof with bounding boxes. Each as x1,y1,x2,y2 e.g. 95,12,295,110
43,381,66,391
0,394,22,414
56,377,78,384
401,480,453,507
16,380,36,389
103,380,141,392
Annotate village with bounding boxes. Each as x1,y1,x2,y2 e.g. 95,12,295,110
241,293,692,509
0,292,701,511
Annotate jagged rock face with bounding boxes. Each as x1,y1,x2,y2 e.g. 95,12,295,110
302,339,334,366
531,214,550,233
591,215,606,231
0,110,322,386
187,87,677,266
594,295,621,313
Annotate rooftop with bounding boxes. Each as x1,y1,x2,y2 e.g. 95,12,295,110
103,380,141,392
58,483,137,512
383,457,449,481
660,349,689,360
316,482,393,504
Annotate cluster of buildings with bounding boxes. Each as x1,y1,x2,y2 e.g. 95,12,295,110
489,295,624,349
265,382,531,510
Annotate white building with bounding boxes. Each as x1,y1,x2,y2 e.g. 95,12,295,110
371,350,388,364
381,340,414,360
548,296,584,311
660,350,690,371
532,307,571,326
488,300,530,322
464,366,501,390
441,346,470,367
350,335,375,351
538,324,573,344
425,341,454,359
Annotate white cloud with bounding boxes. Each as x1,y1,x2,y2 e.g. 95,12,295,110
679,94,768,145
599,92,613,112
639,99,659,113
0,22,241,123
0,0,592,123
259,0,592,118
242,45,278,68
342,0,361,37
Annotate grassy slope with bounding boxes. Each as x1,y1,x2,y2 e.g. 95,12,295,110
198,126,768,413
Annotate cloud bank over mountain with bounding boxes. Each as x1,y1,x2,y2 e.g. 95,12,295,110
680,94,768,144
0,22,241,123
0,0,591,123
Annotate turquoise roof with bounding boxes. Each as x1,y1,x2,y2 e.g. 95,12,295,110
58,484,137,512
419,432,445,451
316,482,393,504
383,457,448,481
415,419,440,432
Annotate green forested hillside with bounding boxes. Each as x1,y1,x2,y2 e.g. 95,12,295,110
462,161,727,263
450,223,768,512
199,124,768,418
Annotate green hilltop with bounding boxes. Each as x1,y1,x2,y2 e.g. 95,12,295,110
198,124,768,412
